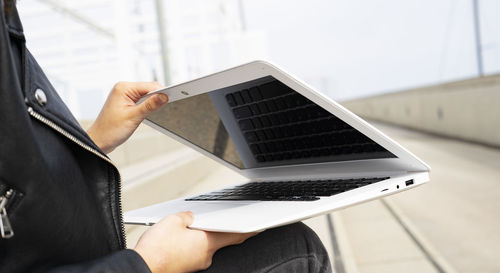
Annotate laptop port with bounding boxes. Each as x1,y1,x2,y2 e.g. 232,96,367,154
405,179,414,186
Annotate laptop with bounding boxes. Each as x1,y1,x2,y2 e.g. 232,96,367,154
124,60,430,233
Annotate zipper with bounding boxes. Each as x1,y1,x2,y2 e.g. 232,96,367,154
0,189,15,239
27,107,126,248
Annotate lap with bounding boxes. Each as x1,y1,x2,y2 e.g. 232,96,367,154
198,222,332,273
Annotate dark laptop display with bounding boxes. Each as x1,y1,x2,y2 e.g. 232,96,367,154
147,76,395,169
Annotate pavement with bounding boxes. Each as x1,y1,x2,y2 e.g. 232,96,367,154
122,121,500,273
361,121,500,273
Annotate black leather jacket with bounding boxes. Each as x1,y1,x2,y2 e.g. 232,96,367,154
0,2,150,272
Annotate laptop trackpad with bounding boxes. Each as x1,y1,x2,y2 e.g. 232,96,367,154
124,199,255,224
175,201,254,214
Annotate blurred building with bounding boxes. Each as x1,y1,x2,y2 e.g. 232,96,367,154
18,0,268,119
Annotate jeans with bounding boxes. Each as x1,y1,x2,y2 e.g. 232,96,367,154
199,222,332,273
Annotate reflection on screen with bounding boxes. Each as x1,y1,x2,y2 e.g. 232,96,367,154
147,76,395,169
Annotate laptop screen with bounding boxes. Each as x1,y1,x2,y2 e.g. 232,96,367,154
147,76,395,169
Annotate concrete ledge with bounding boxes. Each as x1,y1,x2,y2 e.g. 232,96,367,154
342,74,500,148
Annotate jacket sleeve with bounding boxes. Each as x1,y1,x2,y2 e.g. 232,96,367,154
46,249,152,273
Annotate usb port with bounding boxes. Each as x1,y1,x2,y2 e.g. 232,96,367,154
405,179,414,186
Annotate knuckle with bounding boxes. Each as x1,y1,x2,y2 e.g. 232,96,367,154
145,101,155,112
113,81,131,93
113,81,125,89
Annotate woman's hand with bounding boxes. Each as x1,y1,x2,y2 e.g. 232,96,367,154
86,81,168,153
134,212,257,273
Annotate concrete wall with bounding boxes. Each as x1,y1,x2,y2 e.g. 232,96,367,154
342,74,500,148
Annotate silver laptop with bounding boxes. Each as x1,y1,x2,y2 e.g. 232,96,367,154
124,60,430,233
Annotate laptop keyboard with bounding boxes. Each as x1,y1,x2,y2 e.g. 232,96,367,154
186,177,389,201
225,80,388,163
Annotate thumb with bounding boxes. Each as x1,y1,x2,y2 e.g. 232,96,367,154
136,93,168,118
176,211,194,227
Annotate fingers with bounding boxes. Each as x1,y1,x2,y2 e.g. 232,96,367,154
135,93,168,118
207,231,259,250
117,81,164,96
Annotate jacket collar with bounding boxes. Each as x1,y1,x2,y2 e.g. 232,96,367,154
3,0,24,39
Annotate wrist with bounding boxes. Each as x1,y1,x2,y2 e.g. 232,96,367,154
134,247,172,273
86,124,114,154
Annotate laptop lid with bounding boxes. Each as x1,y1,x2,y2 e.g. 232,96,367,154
142,61,430,180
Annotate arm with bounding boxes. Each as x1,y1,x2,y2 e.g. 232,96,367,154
45,212,255,273
85,83,257,273
46,250,152,273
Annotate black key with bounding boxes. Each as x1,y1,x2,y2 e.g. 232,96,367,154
245,132,259,142
277,113,289,124
256,155,266,162
252,118,263,128
238,119,254,131
283,140,294,150
304,106,316,118
283,152,293,159
275,98,287,110
241,89,252,103
352,145,364,153
272,127,283,138
321,149,331,156
340,146,353,154
282,127,292,137
226,94,236,107
258,102,269,113
233,92,245,105
288,111,298,122
268,114,279,125
285,96,295,108
319,120,333,131
366,144,378,152
250,144,260,154
256,130,267,141
258,143,268,153
264,129,275,140
215,195,263,200
275,142,284,152
233,106,252,119
250,104,260,115
260,116,271,127
266,100,278,112
248,87,263,100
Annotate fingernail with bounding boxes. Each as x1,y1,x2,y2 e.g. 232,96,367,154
157,93,168,103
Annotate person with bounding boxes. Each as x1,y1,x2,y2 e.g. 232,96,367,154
0,1,332,272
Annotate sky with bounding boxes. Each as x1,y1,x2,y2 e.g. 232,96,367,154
243,0,500,100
